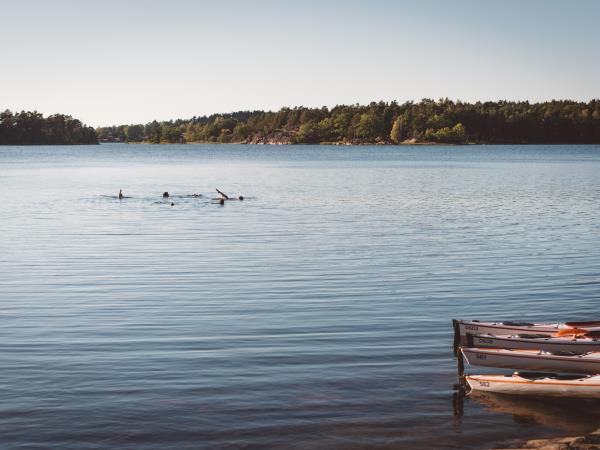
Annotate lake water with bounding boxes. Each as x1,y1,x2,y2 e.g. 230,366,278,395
1,144,600,449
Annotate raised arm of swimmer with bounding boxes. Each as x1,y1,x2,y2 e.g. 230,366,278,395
216,188,229,200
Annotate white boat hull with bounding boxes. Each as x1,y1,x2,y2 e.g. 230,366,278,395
471,334,600,353
456,320,559,337
461,347,600,374
467,373,600,398
454,319,600,338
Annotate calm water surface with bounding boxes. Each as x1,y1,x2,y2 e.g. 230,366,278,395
1,144,600,449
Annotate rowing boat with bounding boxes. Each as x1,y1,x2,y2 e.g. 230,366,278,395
466,372,600,398
469,332,600,353
461,347,600,374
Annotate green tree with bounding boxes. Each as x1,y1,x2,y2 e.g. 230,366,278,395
160,124,181,143
145,121,162,144
232,123,250,141
125,124,144,142
390,116,404,143
295,121,320,143
450,123,467,143
355,112,383,139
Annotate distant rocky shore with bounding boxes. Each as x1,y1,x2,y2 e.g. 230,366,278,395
100,131,438,146
210,131,426,146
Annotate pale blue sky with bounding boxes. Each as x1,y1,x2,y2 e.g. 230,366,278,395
1,0,598,126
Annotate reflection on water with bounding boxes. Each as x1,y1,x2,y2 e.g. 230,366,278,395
468,391,600,434
453,387,466,419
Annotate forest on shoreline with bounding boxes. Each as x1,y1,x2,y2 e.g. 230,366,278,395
97,99,600,145
0,110,97,145
3,99,600,146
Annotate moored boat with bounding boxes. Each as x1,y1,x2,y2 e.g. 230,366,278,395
454,319,600,338
452,319,600,355
466,372,600,398
461,347,600,374
469,331,600,353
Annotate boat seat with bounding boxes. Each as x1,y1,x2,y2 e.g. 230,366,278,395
502,321,534,326
548,351,584,356
514,372,556,380
514,372,584,381
553,374,588,380
566,321,600,327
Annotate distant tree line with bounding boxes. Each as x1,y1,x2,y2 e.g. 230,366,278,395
96,99,600,145
0,110,98,145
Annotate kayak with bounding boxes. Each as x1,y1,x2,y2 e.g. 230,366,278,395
466,372,600,398
461,347,600,374
452,319,600,355
453,319,600,338
469,332,600,353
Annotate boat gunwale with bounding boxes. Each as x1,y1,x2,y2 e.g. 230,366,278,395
462,347,600,363
459,321,559,333
473,334,600,346
466,375,600,387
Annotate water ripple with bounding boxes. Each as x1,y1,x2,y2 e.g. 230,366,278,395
1,144,600,449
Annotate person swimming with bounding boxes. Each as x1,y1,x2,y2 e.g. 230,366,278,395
118,189,123,199
163,192,169,198
216,188,229,200
217,188,244,201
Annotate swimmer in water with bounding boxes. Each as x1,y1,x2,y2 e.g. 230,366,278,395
216,188,229,200
217,188,244,201
163,192,169,198
118,189,123,199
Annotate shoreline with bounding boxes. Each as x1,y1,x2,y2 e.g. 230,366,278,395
100,140,457,145
493,429,600,450
97,140,600,146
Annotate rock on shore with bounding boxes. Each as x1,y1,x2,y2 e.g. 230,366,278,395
245,130,296,145
493,430,600,450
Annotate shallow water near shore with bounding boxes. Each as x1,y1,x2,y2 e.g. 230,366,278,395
2,143,600,449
